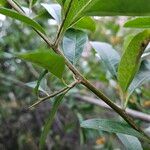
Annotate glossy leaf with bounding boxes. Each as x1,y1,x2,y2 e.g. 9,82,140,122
0,7,45,33
16,49,65,79
117,133,143,150
62,29,88,64
40,94,64,150
124,17,150,28
118,30,150,91
61,0,150,33
41,3,62,24
91,42,120,77
81,119,143,138
83,0,150,16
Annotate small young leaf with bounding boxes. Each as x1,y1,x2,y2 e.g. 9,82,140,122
40,94,64,150
73,16,96,32
117,133,143,150
0,7,45,33
41,3,62,25
16,49,65,79
91,42,120,77
118,30,150,91
62,29,88,65
124,17,150,28
81,119,143,139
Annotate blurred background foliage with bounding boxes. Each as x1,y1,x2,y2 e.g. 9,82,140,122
0,0,150,149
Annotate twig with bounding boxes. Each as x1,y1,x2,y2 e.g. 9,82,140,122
29,81,78,109
6,0,150,141
29,87,68,109
75,95,150,122
1,74,149,123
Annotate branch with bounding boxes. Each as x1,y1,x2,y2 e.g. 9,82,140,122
29,81,78,109
6,0,150,141
1,74,149,123
75,95,150,122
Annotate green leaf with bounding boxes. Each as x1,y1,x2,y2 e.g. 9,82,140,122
118,30,150,91
123,34,135,51
117,133,143,150
81,119,143,138
91,41,120,77
62,29,88,65
76,113,85,145
16,49,65,79
0,7,45,33
73,16,96,32
41,3,62,25
83,0,150,16
40,94,64,150
61,0,150,33
124,17,150,29
33,10,51,20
